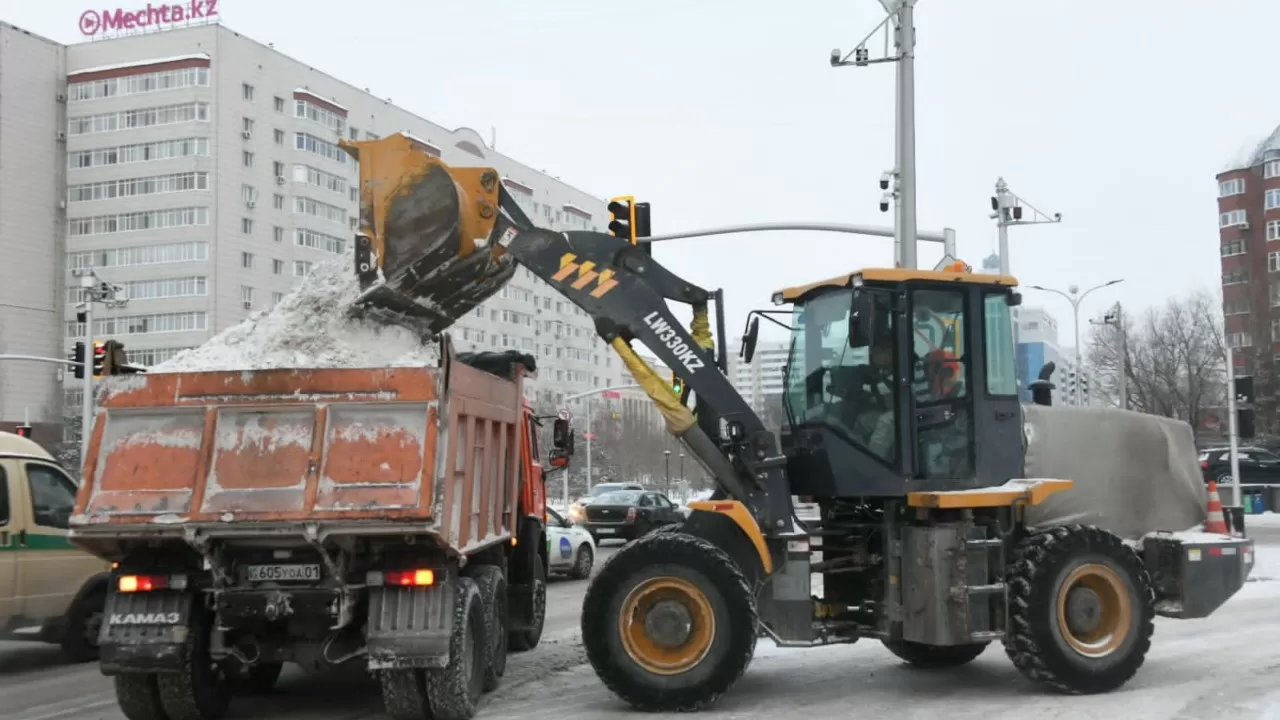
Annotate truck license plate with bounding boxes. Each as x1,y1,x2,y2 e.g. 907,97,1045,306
245,564,321,582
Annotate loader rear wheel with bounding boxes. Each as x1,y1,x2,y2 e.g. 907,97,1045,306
882,639,989,668
582,531,757,712
1005,524,1155,694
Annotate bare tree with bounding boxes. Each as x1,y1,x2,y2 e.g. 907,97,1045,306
1086,290,1226,431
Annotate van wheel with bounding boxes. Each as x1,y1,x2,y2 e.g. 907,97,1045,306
62,586,105,663
423,577,486,720
156,605,233,720
114,674,168,720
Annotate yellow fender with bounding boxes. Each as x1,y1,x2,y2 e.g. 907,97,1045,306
686,500,774,575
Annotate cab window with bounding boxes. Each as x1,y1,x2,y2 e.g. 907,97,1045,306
0,466,8,526
26,463,77,530
983,292,1018,396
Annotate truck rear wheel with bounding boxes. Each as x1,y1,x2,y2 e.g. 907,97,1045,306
581,531,757,712
1005,524,1155,694
882,639,989,668
508,560,545,652
113,674,167,720
156,605,233,720
470,565,509,691
424,576,487,720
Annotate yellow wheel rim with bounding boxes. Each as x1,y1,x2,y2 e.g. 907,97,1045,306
617,576,716,676
1055,563,1132,658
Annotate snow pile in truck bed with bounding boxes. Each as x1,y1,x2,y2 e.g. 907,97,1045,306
151,251,440,372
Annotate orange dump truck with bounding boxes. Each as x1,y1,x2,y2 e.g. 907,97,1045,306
68,339,572,720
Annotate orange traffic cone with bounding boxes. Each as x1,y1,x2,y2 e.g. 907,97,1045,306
1205,481,1229,535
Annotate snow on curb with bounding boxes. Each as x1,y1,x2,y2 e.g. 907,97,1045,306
152,250,440,372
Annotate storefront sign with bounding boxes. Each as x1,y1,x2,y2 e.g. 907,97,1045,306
79,1,219,37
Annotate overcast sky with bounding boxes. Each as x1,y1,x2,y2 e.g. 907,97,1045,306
7,0,1278,345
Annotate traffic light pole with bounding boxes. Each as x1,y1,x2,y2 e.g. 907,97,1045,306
641,221,956,259
561,384,641,506
80,296,95,465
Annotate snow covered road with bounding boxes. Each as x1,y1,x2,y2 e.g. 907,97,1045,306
4,544,1277,720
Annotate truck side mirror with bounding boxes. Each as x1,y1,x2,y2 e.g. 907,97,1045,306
740,316,760,363
552,418,574,455
547,447,570,470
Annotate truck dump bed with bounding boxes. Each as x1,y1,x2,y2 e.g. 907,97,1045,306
70,340,525,557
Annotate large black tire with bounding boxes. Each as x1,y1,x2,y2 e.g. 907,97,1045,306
581,531,757,712
156,605,234,720
1005,524,1155,694
423,577,487,720
379,669,430,720
470,565,509,692
61,586,105,663
113,674,168,720
508,560,545,652
570,543,594,580
882,639,989,668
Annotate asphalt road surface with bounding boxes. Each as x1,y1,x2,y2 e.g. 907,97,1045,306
0,544,621,720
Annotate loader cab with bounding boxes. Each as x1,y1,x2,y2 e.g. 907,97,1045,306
775,264,1025,496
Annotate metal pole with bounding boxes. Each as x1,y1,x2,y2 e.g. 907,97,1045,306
80,300,95,465
585,397,592,495
1227,344,1241,506
1117,305,1127,410
641,221,953,245
1072,298,1082,407
664,452,671,494
896,0,918,269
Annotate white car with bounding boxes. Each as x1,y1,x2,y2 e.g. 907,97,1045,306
545,506,597,579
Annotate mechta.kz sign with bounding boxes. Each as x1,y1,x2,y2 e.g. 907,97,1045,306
79,1,219,37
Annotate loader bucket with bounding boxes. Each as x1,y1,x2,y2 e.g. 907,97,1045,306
340,134,519,337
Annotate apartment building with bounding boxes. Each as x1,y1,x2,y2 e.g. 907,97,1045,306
727,337,789,414
0,23,69,440
41,22,625,413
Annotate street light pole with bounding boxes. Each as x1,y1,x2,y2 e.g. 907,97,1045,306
664,450,672,495
561,384,641,506
1026,280,1124,406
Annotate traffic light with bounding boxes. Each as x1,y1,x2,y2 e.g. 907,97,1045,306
671,370,684,397
92,340,106,378
607,195,636,243
634,202,652,256
71,341,86,380
15,425,32,439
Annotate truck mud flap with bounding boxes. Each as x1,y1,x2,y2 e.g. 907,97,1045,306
1142,533,1255,619
99,589,195,675
366,580,453,670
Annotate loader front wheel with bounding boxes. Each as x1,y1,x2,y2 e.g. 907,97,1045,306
1005,524,1155,694
581,531,757,712
882,639,989,668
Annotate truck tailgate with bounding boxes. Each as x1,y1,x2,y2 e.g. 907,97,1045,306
72,358,524,553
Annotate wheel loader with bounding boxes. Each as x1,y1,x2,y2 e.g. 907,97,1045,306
94,132,1244,718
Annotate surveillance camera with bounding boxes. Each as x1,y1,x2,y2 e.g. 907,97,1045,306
1054,212,1062,221
879,194,891,213
830,48,842,67
879,172,892,191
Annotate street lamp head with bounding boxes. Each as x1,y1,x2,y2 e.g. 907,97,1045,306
664,450,671,456
1068,284,1079,295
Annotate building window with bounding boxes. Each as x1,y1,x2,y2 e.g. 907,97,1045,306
1268,189,1280,211
241,218,254,234
243,150,254,168
349,127,359,140
273,96,285,113
242,117,254,135
241,252,254,269
294,228,346,254
68,66,210,102
1221,209,1248,228
68,207,209,237
294,98,347,135
294,132,347,164
66,312,207,338
293,196,347,225
273,259,284,275
1272,285,1280,308
68,241,208,270
69,137,210,169
68,171,209,203
273,226,285,243
1267,161,1280,179
1223,269,1249,285
69,276,207,303
1224,239,1247,257
273,161,285,178
242,83,255,101
1228,332,1252,349
1269,221,1280,242
274,129,285,145
294,260,314,277
272,291,284,305
292,164,347,194
1220,177,1246,197
1224,299,1250,315
241,286,255,306
1271,252,1280,272
68,101,210,135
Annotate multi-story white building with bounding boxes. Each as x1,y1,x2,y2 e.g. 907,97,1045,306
0,20,627,421
727,337,789,413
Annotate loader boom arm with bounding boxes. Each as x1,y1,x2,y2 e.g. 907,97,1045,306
342,134,792,531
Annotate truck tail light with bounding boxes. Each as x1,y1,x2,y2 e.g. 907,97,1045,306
625,507,637,523
373,569,436,587
118,574,171,592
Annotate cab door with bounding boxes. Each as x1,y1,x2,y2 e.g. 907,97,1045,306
0,462,18,628
17,462,101,622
